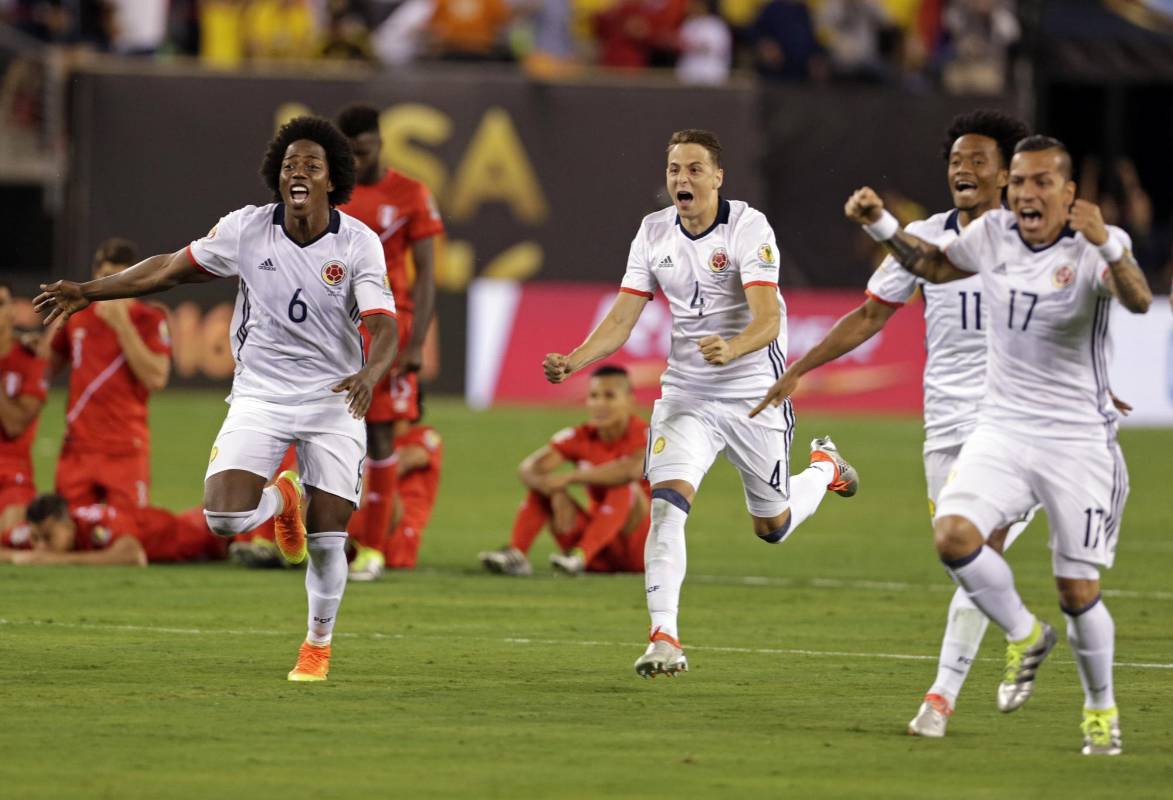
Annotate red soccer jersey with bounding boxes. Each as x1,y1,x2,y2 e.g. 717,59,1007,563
395,425,444,532
0,341,48,475
550,415,650,504
51,302,171,456
340,170,444,317
0,503,135,551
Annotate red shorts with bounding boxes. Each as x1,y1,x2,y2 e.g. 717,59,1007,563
56,446,150,509
0,467,36,510
364,312,420,424
134,507,228,563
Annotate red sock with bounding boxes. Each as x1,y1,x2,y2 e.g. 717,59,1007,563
360,458,398,551
578,486,634,565
510,490,551,553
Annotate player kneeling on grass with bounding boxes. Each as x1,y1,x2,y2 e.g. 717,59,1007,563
479,365,650,577
846,135,1151,755
34,116,399,683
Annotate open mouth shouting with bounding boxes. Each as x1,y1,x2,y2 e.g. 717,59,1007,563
676,190,694,210
289,183,310,207
952,178,978,200
1017,206,1044,233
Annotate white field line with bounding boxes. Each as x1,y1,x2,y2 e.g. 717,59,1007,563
2,618,1171,671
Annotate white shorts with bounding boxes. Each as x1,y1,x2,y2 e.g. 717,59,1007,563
935,424,1129,578
924,445,1033,552
205,396,366,506
646,395,794,518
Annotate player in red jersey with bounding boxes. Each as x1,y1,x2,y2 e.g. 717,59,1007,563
336,104,444,558
50,239,171,510
479,365,651,576
0,281,48,530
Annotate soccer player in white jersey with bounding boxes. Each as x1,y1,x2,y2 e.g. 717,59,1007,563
844,135,1152,755
543,129,859,678
752,110,1030,737
34,117,399,682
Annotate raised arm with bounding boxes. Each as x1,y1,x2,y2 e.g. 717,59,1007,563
543,291,649,384
94,302,170,392
1069,200,1152,314
845,187,971,284
33,249,215,326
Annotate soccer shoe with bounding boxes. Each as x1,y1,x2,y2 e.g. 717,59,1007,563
478,545,533,576
809,436,859,497
634,628,688,679
908,693,953,738
228,538,287,569
1081,707,1122,756
272,470,307,565
287,640,331,682
549,548,585,576
996,620,1057,712
349,546,385,582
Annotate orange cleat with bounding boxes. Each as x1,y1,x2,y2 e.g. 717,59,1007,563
287,640,331,682
272,470,307,564
809,436,859,497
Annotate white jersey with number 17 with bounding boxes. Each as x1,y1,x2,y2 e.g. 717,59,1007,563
188,203,396,406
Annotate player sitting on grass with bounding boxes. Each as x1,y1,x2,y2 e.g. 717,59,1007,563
479,365,650,577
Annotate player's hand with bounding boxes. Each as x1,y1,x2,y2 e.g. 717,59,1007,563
543,353,572,384
10,550,39,566
94,298,132,328
401,344,424,374
1110,391,1132,416
698,335,736,365
845,187,884,225
33,280,90,327
542,472,573,493
749,371,800,418
333,370,378,419
1069,199,1108,246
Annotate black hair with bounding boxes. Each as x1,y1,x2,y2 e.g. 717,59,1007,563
336,104,380,138
1013,134,1073,179
27,494,70,524
259,116,356,206
942,109,1030,168
92,237,139,269
667,129,723,168
591,364,630,379
0,279,11,295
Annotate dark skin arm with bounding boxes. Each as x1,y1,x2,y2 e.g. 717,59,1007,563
337,313,398,418
403,237,436,372
845,187,971,284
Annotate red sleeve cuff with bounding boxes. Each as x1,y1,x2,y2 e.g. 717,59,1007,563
865,290,903,309
186,245,216,276
620,287,654,299
360,308,398,319
743,281,778,290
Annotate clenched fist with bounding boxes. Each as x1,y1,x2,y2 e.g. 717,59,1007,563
1068,199,1108,246
543,353,572,384
845,187,884,225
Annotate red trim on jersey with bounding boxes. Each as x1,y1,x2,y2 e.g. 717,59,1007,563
186,245,216,276
359,308,398,319
865,290,903,309
743,281,778,289
1100,266,1111,285
619,287,654,299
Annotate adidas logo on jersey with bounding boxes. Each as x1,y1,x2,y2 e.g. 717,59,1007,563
655,256,674,270
257,258,276,271
992,262,1007,275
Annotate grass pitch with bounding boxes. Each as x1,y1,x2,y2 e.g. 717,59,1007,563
3,392,1172,798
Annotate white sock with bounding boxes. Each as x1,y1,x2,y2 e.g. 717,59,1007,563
1066,598,1116,711
203,485,281,537
946,546,1035,642
788,462,834,530
928,587,989,707
305,533,348,645
645,493,689,640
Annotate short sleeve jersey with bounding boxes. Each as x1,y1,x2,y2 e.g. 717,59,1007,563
866,209,986,451
944,208,1125,438
51,302,171,455
340,170,444,319
188,204,396,405
550,415,650,504
620,199,786,400
394,425,444,533
0,342,48,472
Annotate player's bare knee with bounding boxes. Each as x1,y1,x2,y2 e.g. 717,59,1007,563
1056,577,1101,611
203,469,265,513
753,509,791,542
305,486,354,534
933,515,982,560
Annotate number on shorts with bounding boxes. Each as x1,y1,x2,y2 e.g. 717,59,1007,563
958,290,982,330
690,281,705,317
1083,507,1106,548
768,460,782,492
1007,289,1039,331
288,288,308,323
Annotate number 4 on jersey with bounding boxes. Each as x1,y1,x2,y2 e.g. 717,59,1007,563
690,281,705,317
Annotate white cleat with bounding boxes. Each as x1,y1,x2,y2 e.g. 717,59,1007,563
478,545,533,576
348,546,385,582
997,621,1057,712
907,694,952,738
810,436,859,497
549,549,585,576
634,629,688,679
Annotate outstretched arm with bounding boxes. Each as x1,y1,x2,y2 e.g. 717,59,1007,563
1069,200,1151,314
845,188,970,284
13,536,147,567
33,249,215,326
750,297,897,417
544,291,649,384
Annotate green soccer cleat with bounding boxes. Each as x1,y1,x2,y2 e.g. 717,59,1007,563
349,546,385,582
1081,708,1122,756
997,619,1057,712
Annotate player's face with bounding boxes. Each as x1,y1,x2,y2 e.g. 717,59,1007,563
92,260,130,280
0,287,13,335
666,144,723,222
948,134,1005,212
1007,149,1076,244
280,140,334,214
585,376,632,428
29,516,75,552
348,131,382,186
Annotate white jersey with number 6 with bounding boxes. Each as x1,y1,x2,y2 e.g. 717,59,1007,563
188,203,396,405
620,198,786,400
943,208,1128,439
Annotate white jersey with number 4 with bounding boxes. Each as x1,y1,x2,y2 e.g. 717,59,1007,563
866,209,987,453
944,208,1128,439
620,198,786,400
188,203,396,405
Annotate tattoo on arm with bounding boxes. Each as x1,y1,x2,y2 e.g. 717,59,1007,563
1108,252,1153,313
882,232,939,279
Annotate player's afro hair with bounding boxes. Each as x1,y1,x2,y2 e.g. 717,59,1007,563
336,104,380,138
27,494,69,524
942,110,1030,168
259,115,356,207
